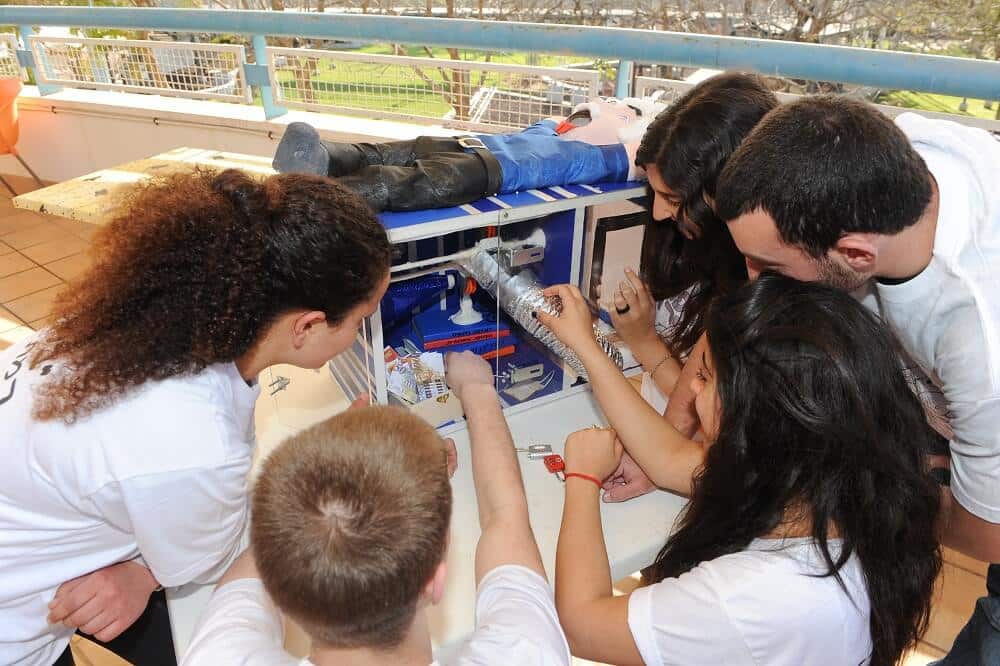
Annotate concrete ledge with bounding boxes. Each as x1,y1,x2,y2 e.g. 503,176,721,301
5,86,456,183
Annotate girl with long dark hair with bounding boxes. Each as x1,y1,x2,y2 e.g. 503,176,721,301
0,169,391,666
610,72,777,398
550,274,941,666
584,73,779,501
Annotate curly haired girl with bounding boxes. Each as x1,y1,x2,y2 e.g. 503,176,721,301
0,168,390,666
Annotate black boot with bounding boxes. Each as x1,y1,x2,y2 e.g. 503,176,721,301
272,122,329,176
321,140,368,177
273,122,369,177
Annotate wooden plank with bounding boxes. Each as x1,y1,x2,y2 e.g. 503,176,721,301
924,561,986,653
943,546,991,577
10,148,276,225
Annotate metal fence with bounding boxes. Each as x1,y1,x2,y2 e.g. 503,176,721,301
267,47,600,132
635,74,1000,133
0,33,26,80
634,75,800,104
28,35,250,102
1,7,998,130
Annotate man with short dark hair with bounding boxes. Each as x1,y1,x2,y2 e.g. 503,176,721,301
715,95,1000,664
181,351,570,665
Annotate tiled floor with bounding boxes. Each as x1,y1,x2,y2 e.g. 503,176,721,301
0,191,96,351
3,188,989,665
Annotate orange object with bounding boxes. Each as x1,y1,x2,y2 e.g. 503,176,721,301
554,119,577,134
0,78,24,155
543,454,566,478
0,78,44,195
480,344,515,361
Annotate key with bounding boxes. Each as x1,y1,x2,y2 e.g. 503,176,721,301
515,444,552,459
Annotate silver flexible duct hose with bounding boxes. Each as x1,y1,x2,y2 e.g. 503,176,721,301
457,247,624,380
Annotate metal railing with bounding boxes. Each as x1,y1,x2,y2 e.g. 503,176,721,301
267,47,599,132
0,33,26,80
0,6,997,127
635,75,800,104
29,35,251,102
635,75,1000,133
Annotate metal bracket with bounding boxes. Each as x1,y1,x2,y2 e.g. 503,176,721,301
18,25,61,95
499,243,545,269
268,375,291,396
249,35,287,120
15,48,34,69
242,62,271,88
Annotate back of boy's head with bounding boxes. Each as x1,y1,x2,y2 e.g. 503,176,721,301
252,405,453,649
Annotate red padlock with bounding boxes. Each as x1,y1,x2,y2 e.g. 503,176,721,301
543,454,565,480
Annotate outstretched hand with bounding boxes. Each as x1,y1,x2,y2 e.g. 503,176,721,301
536,284,600,356
564,426,624,482
445,351,495,401
602,450,657,502
609,268,658,352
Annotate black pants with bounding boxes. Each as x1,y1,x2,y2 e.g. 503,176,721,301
332,137,502,212
52,589,176,666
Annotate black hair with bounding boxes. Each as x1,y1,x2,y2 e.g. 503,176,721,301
646,273,941,666
637,72,778,355
715,95,933,256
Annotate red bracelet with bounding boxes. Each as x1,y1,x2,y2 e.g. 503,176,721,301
564,472,603,489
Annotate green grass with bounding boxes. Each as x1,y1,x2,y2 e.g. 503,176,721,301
273,57,453,114
878,90,998,120
354,43,581,68
273,47,597,116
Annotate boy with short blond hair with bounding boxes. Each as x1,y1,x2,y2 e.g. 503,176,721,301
253,407,452,651
182,352,570,666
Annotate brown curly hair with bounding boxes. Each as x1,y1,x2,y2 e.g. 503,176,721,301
30,168,391,423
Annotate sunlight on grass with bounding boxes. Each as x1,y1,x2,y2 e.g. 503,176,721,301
880,90,998,120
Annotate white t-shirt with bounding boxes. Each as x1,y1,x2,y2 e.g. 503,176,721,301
854,283,953,439
182,565,571,666
875,113,1000,523
628,538,871,665
0,334,258,666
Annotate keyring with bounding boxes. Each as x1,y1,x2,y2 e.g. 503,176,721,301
615,304,630,315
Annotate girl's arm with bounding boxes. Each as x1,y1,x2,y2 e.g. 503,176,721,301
555,428,644,665
538,284,704,495
445,352,547,583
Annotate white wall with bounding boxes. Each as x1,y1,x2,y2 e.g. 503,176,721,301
3,86,455,183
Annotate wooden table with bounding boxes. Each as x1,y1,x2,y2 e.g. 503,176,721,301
11,147,276,224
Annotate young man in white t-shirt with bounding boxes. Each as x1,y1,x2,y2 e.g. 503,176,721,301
182,351,570,666
714,96,1000,663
